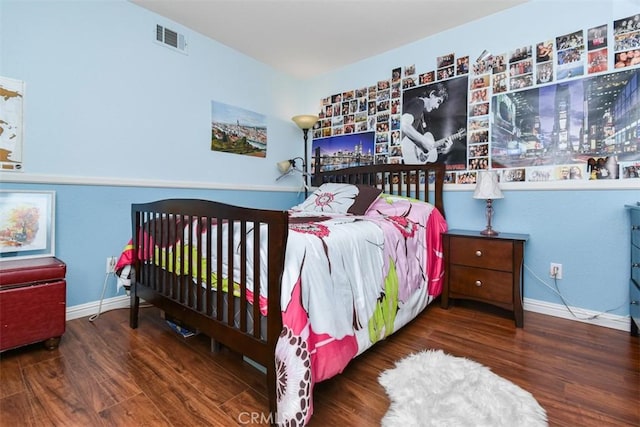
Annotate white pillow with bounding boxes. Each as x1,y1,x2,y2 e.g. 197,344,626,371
292,183,382,215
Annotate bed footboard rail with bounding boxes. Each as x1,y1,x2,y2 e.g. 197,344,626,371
129,198,288,379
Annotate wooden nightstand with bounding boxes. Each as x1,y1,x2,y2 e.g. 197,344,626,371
441,229,529,327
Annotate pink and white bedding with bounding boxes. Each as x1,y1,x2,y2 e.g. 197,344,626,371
277,194,446,424
117,193,447,425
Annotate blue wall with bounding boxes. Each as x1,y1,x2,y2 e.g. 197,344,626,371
0,0,305,308
443,188,632,316
303,0,639,327
0,181,299,307
1,0,638,326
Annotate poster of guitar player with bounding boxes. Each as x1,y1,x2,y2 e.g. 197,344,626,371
400,76,468,170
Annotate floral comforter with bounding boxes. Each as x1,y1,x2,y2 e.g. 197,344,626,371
276,195,447,425
116,195,447,426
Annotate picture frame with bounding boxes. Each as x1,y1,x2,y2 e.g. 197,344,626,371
0,190,55,261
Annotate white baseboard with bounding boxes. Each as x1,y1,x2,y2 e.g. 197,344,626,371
66,294,131,321
523,298,630,332
66,296,630,332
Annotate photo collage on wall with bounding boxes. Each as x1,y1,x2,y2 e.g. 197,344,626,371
588,24,608,74
556,30,585,80
614,14,640,68
312,12,640,184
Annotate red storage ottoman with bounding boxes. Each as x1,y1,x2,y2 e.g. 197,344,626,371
0,257,66,352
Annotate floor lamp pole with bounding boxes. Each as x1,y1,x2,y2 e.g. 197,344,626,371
302,128,309,198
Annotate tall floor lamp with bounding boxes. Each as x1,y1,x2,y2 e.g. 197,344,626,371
291,114,319,197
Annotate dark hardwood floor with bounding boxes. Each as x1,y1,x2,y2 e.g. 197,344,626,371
1,300,638,426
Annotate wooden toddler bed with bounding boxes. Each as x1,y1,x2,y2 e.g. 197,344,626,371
124,159,447,426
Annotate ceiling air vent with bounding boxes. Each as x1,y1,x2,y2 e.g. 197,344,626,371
156,24,188,54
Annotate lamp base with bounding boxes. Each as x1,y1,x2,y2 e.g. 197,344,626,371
480,228,499,236
480,199,499,236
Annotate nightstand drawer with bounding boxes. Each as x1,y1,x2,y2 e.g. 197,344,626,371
631,209,640,247
632,244,640,283
449,237,513,272
449,265,513,305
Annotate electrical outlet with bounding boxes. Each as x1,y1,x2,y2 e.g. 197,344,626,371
550,262,563,280
106,256,117,274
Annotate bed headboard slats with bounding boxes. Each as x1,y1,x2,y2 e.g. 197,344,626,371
311,147,446,218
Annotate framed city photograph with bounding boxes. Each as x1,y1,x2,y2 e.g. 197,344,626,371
0,190,55,260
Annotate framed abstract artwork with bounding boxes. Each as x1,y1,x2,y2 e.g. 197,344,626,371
0,190,55,260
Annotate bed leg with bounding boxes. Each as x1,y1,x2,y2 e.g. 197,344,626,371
210,338,221,353
130,291,140,329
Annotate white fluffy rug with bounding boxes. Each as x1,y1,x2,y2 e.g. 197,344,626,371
379,349,548,427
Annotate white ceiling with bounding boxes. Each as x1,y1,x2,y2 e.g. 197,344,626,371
130,0,529,79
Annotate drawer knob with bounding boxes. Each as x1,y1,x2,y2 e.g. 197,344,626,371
475,250,482,257
632,301,639,305
475,280,482,287
632,225,640,230
633,263,640,269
